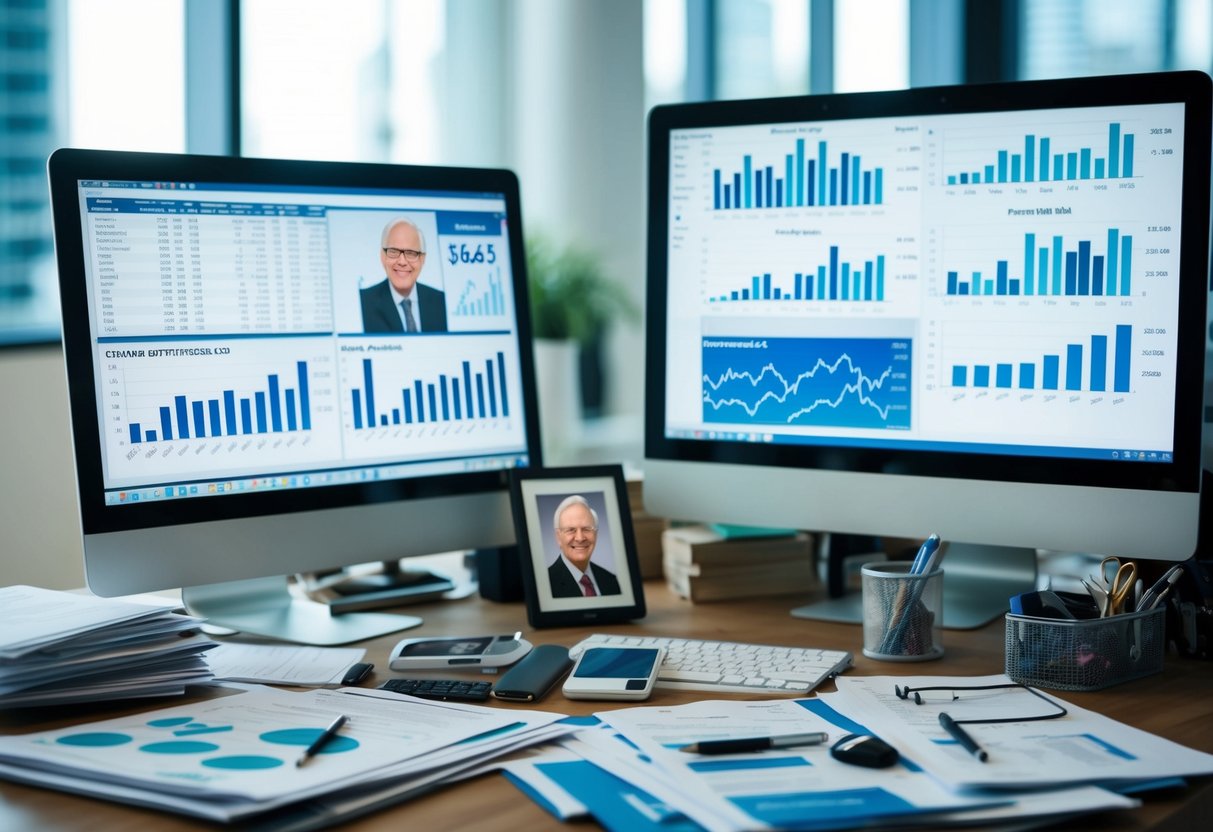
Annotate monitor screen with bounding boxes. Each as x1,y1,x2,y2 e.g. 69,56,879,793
644,71,1210,625
49,149,542,643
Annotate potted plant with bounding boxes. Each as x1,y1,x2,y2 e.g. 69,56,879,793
525,231,639,455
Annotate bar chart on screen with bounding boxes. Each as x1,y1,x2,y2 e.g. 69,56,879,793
338,334,526,460
917,318,1176,454
99,337,343,482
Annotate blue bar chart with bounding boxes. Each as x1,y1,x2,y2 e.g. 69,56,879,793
710,249,888,303
127,361,312,443
702,336,910,429
946,122,1134,185
713,138,884,210
949,324,1131,393
946,229,1133,297
452,267,506,318
349,351,511,429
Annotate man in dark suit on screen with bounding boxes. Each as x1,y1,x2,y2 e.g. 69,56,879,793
360,218,448,333
547,495,621,598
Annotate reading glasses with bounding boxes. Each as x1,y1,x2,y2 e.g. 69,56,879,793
558,526,598,536
894,682,1068,725
383,247,426,261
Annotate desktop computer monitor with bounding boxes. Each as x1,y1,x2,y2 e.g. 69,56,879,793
643,71,1211,627
48,149,542,644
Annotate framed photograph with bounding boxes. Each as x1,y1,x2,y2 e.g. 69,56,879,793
508,464,646,628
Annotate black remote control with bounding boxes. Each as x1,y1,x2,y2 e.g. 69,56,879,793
379,677,493,702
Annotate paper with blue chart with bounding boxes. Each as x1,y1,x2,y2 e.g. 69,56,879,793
0,685,569,822
593,698,1005,831
830,674,1213,790
542,698,1138,832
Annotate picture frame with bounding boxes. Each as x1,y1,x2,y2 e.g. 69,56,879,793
508,464,646,628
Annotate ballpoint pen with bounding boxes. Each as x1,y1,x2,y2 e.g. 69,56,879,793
679,731,829,755
1136,565,1183,612
296,714,349,767
939,712,988,762
910,534,941,574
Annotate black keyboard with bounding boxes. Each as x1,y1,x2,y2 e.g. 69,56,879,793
379,677,493,702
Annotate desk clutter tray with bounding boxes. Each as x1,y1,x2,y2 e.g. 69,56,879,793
1004,607,1165,691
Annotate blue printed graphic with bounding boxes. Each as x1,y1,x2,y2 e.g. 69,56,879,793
57,732,132,747
261,727,359,755
702,336,911,429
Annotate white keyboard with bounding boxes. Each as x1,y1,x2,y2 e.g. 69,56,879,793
570,633,852,695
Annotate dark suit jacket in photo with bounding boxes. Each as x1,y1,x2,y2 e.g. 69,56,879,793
360,279,448,333
548,558,622,598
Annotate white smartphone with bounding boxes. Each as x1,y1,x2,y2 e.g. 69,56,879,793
388,633,532,671
561,645,665,700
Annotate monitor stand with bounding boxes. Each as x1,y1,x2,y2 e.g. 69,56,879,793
791,541,1038,630
183,575,423,646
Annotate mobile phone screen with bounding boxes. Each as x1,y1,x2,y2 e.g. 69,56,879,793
574,647,660,678
400,637,492,657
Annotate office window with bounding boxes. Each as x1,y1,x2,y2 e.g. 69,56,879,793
644,0,687,107
1021,0,1175,79
714,0,810,100
834,0,908,92
240,0,445,164
0,0,184,343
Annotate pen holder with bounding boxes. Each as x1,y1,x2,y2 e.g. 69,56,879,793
861,562,944,661
1004,606,1165,691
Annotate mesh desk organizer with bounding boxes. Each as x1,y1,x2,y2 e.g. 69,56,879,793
1004,606,1165,691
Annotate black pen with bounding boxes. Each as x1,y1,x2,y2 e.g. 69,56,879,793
296,714,349,767
679,731,829,755
939,712,988,762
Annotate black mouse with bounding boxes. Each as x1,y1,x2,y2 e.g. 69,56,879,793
830,733,900,768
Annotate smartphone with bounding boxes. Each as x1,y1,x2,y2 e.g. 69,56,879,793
561,645,665,700
388,633,532,671
491,644,573,702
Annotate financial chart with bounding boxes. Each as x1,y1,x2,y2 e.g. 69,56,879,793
664,102,1185,460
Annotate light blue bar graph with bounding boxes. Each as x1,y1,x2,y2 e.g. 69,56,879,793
713,137,884,209
947,122,1135,185
129,365,311,444
950,326,1131,394
350,354,511,429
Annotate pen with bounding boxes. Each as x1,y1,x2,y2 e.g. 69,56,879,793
939,712,987,762
296,714,349,767
679,731,829,755
910,534,941,574
1136,566,1183,612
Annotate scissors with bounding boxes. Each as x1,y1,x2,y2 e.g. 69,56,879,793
1094,557,1138,617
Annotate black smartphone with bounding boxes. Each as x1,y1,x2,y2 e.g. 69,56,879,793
490,644,574,702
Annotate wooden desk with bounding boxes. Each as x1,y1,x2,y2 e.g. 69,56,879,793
2,581,1211,831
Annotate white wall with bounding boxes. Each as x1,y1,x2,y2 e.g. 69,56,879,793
0,345,84,589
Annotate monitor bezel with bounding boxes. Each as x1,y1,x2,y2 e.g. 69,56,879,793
644,70,1211,496
49,149,544,537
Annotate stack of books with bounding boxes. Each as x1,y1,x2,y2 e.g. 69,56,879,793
625,472,668,579
661,524,815,602
0,585,216,708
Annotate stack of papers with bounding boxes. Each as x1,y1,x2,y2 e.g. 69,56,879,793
0,585,216,708
496,675,1213,831
0,684,576,828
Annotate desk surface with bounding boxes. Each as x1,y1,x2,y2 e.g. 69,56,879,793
2,580,1211,831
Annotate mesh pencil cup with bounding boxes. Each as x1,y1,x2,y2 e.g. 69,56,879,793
861,562,944,661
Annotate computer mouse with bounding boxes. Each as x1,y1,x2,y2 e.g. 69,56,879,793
830,733,900,768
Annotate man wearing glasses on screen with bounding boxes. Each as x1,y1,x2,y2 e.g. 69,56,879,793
361,218,448,334
549,495,621,598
